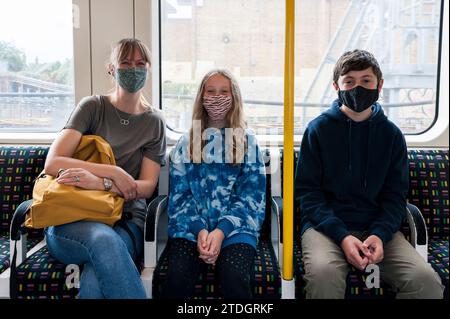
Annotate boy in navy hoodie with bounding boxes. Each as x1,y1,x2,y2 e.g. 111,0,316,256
295,49,443,299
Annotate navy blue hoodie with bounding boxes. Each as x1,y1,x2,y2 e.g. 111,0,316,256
294,99,409,246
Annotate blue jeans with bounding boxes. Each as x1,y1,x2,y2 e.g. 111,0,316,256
44,220,147,299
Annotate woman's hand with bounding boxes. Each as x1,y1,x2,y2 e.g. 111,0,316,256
57,168,103,190
111,166,138,201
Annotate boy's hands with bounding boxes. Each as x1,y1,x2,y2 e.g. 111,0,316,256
197,229,225,265
341,234,384,270
340,235,371,270
363,235,384,264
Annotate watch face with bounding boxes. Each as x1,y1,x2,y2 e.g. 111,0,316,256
104,178,112,190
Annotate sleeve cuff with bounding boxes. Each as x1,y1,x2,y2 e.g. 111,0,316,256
316,218,350,246
330,227,351,246
217,219,234,238
189,220,206,237
369,227,392,246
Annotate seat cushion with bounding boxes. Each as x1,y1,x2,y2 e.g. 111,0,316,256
428,239,449,299
14,245,79,299
0,235,42,274
153,240,281,299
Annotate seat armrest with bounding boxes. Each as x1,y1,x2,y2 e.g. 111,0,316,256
145,195,168,242
9,199,33,299
405,203,428,262
144,195,168,268
9,199,33,267
271,196,283,244
10,199,33,241
270,196,283,262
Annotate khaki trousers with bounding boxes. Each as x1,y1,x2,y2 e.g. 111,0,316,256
301,228,444,299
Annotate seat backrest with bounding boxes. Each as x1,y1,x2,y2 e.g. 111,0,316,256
407,149,449,240
0,146,48,238
259,148,273,240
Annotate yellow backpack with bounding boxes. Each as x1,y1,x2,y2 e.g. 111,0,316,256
25,135,124,228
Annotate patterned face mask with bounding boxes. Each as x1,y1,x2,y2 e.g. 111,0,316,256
115,68,147,93
203,95,233,121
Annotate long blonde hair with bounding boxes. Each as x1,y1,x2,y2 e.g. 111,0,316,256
189,69,247,164
109,38,152,110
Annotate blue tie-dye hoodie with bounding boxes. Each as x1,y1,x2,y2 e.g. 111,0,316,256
167,128,266,249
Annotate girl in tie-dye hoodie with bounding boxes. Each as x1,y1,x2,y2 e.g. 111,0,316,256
157,69,266,299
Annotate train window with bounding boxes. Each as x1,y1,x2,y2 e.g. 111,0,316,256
295,0,443,136
160,0,443,135
160,0,284,134
0,0,74,133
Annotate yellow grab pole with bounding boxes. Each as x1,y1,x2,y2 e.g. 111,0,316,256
283,0,295,280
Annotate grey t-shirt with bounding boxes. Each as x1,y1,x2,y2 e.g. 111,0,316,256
64,95,166,231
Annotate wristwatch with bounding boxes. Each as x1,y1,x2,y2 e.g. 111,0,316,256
103,177,113,191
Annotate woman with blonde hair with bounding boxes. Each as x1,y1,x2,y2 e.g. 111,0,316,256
43,38,166,298
157,69,266,299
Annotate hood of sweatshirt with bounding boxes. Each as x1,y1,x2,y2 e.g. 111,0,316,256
322,99,388,188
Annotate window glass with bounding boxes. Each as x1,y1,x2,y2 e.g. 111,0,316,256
0,0,75,132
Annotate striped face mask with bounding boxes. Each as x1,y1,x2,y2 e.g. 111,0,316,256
203,95,232,121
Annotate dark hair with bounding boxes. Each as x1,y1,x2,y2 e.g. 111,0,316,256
333,49,382,84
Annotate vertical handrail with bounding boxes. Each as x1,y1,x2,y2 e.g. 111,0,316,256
283,0,295,280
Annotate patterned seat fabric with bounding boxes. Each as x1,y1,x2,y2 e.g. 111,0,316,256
14,245,79,299
408,150,449,298
290,149,449,299
428,239,449,299
0,146,47,239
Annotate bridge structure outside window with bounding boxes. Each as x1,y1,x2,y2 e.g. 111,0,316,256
0,0,74,133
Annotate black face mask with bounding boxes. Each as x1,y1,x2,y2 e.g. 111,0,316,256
338,85,379,113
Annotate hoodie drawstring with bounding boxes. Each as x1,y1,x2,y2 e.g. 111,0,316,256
347,119,352,171
363,120,372,188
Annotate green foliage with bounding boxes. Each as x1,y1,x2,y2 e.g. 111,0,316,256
0,41,73,85
23,59,73,85
0,41,26,72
